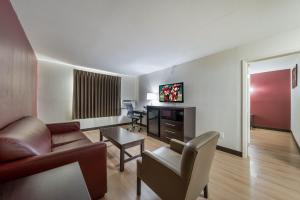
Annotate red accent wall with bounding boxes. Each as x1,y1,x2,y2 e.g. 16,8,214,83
0,0,37,128
250,69,291,130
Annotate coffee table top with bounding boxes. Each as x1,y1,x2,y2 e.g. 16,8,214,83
100,127,144,145
0,162,91,200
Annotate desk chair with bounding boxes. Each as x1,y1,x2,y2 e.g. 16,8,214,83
137,131,220,200
125,103,142,132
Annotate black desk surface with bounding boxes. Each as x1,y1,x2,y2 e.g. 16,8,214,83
0,162,91,200
133,110,146,114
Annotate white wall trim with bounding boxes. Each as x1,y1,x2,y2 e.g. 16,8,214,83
241,60,249,158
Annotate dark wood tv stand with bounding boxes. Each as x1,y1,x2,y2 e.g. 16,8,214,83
147,106,196,143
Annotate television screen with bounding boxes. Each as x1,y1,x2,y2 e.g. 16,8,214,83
159,82,184,102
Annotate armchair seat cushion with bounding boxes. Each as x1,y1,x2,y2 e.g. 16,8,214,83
51,131,86,147
152,147,181,171
52,138,92,152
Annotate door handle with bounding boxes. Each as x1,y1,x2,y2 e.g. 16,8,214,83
165,123,175,127
165,130,176,134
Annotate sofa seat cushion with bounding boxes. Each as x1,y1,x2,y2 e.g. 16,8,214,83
152,146,182,171
51,131,87,147
51,138,92,152
0,117,51,162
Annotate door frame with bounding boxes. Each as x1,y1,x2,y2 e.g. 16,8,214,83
241,50,300,158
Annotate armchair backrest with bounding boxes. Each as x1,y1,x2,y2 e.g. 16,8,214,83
180,131,219,200
124,103,134,118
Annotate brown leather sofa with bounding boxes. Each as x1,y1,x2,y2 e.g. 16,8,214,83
0,116,107,200
137,131,219,200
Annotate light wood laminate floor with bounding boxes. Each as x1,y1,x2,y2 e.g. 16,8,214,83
84,127,300,200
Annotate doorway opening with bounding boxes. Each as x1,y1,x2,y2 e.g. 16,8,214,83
242,53,300,159
248,55,299,157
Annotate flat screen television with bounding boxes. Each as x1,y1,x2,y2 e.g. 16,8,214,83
159,82,184,103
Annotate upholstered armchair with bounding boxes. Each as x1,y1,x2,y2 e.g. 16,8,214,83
137,131,219,200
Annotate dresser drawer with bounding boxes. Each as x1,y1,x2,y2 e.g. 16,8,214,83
160,119,183,130
160,126,183,141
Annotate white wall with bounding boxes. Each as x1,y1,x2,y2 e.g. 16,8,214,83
139,49,242,151
37,61,138,129
249,53,298,74
291,62,300,147
139,27,300,151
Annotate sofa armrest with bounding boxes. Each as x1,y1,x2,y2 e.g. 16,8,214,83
47,121,80,134
170,139,186,154
0,142,107,200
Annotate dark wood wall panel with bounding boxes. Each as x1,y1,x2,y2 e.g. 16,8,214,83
0,0,37,128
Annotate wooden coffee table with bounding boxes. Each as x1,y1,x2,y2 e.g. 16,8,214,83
99,127,145,172
0,162,91,200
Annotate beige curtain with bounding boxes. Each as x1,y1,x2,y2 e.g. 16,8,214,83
73,69,121,119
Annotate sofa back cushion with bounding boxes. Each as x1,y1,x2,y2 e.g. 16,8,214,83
0,116,51,162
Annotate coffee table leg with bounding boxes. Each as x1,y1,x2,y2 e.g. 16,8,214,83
99,129,103,141
140,141,144,155
120,147,125,172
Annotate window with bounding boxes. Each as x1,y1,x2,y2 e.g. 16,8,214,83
73,69,121,119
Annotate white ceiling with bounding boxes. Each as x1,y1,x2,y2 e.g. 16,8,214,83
249,53,300,74
11,0,300,76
